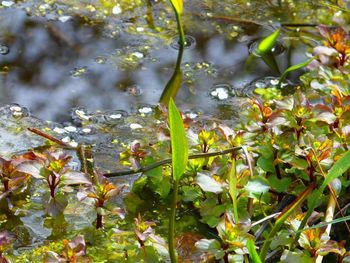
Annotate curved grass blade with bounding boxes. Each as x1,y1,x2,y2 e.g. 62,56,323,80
256,29,281,56
247,239,262,263
278,57,315,87
259,184,314,261
294,150,350,246
168,98,189,181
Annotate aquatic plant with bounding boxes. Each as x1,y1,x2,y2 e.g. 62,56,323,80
168,0,185,46
78,174,125,229
17,149,91,215
168,98,189,263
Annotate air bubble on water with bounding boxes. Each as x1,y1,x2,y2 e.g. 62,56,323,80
70,66,88,78
81,128,92,134
0,45,10,55
248,39,285,56
1,1,14,7
130,123,143,129
138,107,153,114
53,127,67,134
112,5,122,15
210,84,232,100
136,27,144,32
64,126,77,133
94,56,107,64
109,114,122,119
131,52,144,59
270,79,279,86
9,104,29,118
58,15,71,23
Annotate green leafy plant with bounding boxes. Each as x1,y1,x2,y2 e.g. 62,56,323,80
168,98,189,263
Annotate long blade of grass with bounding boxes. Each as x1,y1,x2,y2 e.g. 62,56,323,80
168,98,189,181
247,239,263,263
294,150,350,245
278,57,314,87
228,158,239,223
259,184,314,261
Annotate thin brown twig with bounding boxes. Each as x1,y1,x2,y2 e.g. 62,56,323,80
27,127,75,148
103,147,241,177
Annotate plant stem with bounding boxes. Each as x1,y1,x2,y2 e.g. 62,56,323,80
228,157,239,223
175,11,185,46
104,147,241,177
169,179,179,263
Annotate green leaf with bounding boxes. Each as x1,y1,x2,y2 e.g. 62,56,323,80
245,177,270,198
268,174,292,193
247,239,262,263
256,29,281,56
169,0,183,15
278,57,314,87
182,185,202,202
321,150,350,190
168,98,189,181
196,172,223,193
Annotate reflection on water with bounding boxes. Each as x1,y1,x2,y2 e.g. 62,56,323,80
0,1,328,121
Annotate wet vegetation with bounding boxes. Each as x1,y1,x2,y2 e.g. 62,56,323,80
1,0,350,262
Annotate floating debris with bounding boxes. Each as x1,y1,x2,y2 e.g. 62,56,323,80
126,85,142,96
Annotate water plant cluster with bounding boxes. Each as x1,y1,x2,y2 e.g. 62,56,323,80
2,0,350,262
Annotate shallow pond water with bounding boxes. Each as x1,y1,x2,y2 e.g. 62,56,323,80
0,0,328,122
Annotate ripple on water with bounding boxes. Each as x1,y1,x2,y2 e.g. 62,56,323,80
170,35,196,50
248,38,285,56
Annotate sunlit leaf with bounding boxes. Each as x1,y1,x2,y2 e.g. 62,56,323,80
169,0,183,15
196,172,223,193
245,177,270,198
278,57,315,87
61,171,91,185
168,98,188,181
256,29,281,55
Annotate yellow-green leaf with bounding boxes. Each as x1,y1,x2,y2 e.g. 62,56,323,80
257,29,280,55
168,98,188,181
169,0,183,15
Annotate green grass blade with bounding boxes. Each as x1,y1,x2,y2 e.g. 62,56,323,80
168,98,189,181
278,57,314,87
295,150,350,245
247,239,262,263
169,0,183,15
260,184,314,261
256,29,280,55
228,158,239,223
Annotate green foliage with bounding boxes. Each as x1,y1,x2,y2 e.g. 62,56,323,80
247,239,262,263
256,29,281,56
169,0,183,15
168,98,189,181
